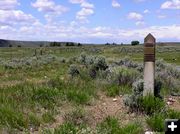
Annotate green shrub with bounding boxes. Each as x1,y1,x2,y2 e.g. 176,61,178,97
97,116,120,134
120,122,143,134
42,112,55,123
139,95,165,115
64,108,88,125
28,113,41,129
97,116,143,134
65,90,90,105
105,85,131,97
54,122,77,134
166,109,180,119
31,87,59,109
146,113,164,132
0,105,27,130
146,109,180,132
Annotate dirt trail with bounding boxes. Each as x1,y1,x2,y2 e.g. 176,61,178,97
33,93,179,133
86,93,124,127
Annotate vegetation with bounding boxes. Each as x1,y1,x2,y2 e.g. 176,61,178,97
131,41,140,46
50,42,61,47
146,109,180,132
97,116,143,134
0,45,179,133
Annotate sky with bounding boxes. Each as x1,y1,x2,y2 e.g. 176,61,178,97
0,0,180,43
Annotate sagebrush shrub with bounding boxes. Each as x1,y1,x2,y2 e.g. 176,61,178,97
107,67,139,86
123,79,144,111
79,52,87,65
93,56,108,71
123,79,165,114
68,64,80,77
116,57,139,68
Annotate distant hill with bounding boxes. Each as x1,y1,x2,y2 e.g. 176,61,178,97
0,39,82,47
157,42,180,46
0,39,179,47
0,39,51,47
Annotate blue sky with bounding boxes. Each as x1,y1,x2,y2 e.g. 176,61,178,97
0,0,180,43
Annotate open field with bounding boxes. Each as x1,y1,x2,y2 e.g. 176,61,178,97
0,45,180,134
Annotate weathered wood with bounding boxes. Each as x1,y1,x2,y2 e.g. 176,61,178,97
143,33,156,96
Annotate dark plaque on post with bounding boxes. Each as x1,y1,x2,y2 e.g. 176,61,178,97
144,33,155,62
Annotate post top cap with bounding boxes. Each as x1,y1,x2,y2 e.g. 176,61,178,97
144,33,156,43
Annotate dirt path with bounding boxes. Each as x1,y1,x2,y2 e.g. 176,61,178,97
33,93,179,133
86,93,124,127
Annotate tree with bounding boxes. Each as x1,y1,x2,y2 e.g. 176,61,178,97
77,43,82,46
50,42,61,47
66,42,75,46
131,41,140,46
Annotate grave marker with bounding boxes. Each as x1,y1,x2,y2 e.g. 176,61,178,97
143,33,156,96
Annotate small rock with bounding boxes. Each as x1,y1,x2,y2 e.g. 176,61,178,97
130,113,135,117
168,97,175,102
44,76,47,79
30,127,34,132
102,103,106,106
145,131,153,134
167,101,173,105
113,98,117,102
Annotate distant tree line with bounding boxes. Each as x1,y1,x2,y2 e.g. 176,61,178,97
104,41,140,46
50,42,82,47
105,42,117,46
50,42,61,47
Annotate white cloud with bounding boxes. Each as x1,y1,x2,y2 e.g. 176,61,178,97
77,8,94,16
143,9,150,14
81,2,94,8
69,0,94,8
0,0,19,10
135,21,145,26
32,0,68,14
112,0,121,8
0,10,38,25
76,8,94,23
71,0,94,23
161,0,180,9
69,0,85,4
1,22,180,43
158,15,167,19
127,12,143,20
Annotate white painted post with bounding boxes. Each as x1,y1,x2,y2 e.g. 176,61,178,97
143,33,156,96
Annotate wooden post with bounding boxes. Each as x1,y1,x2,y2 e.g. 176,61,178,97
143,33,156,96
